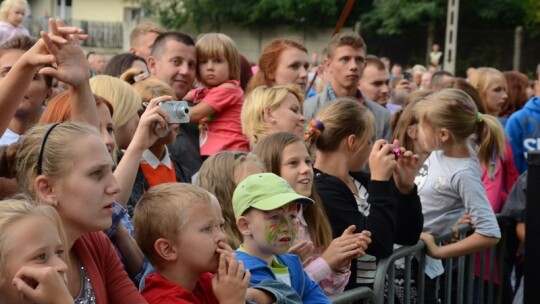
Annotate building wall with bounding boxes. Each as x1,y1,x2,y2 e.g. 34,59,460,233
200,25,352,63
186,24,347,64
72,0,138,22
28,0,54,19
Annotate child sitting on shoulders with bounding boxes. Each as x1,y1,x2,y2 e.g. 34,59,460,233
0,0,30,45
186,33,249,157
233,173,331,303
133,183,286,304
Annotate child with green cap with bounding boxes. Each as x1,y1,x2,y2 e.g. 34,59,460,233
233,173,331,303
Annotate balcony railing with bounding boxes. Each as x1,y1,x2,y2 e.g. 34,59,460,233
23,18,124,49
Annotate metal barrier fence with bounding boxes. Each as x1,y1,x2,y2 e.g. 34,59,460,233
331,215,511,304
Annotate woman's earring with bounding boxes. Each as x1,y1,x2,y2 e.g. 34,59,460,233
271,117,276,125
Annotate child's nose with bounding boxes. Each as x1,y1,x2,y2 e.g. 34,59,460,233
53,256,68,275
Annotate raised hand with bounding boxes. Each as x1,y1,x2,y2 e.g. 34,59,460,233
129,95,174,151
369,139,397,181
391,139,420,194
39,18,90,87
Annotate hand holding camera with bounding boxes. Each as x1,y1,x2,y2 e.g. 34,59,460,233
141,100,191,138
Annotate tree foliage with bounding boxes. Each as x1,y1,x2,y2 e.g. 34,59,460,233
361,0,446,36
131,0,343,31
135,0,190,30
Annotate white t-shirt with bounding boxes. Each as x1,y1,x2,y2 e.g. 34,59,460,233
0,128,19,146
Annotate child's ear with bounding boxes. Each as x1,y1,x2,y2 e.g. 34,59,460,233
154,238,178,262
345,134,357,152
439,128,451,143
34,176,58,207
406,125,417,140
236,216,252,237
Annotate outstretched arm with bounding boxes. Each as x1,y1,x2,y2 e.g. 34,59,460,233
40,19,95,127
0,33,58,134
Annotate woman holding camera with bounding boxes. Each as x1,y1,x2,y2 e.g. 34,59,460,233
120,68,192,216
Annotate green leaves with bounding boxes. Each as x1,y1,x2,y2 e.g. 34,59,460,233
362,0,446,36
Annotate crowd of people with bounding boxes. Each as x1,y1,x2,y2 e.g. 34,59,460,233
0,0,539,303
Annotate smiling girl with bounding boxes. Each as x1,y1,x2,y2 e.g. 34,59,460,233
253,132,371,295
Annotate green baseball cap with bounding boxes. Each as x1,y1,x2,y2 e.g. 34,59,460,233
232,173,314,218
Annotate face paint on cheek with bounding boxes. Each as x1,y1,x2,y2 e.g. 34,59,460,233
264,224,279,244
285,217,297,243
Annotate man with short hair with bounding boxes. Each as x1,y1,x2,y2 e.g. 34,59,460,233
148,32,196,100
430,70,454,91
148,31,202,174
304,33,391,141
358,55,390,107
129,22,165,62
390,63,402,80
87,52,106,75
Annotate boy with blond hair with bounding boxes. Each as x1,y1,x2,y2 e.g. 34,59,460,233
129,22,164,62
133,183,250,303
134,183,302,304
233,173,331,303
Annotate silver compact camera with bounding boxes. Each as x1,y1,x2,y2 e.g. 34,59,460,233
159,101,190,124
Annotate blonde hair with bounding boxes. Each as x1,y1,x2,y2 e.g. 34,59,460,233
0,123,100,197
468,67,508,115
241,84,304,144
90,75,142,130
0,0,28,23
0,197,66,277
414,88,505,173
195,151,265,248
252,132,333,250
306,98,375,153
132,183,214,269
121,68,175,102
129,22,165,47
196,33,240,84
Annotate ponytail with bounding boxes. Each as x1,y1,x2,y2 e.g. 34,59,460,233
475,114,505,176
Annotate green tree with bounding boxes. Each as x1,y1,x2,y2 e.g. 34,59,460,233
220,0,338,29
360,0,446,65
131,0,343,31
361,0,446,36
135,0,190,30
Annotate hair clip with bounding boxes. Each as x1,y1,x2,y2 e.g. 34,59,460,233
462,101,474,112
304,119,325,141
134,71,150,83
476,112,483,123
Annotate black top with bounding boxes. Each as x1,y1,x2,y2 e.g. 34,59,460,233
313,168,423,290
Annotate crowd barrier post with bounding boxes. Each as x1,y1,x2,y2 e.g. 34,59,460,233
525,151,540,304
